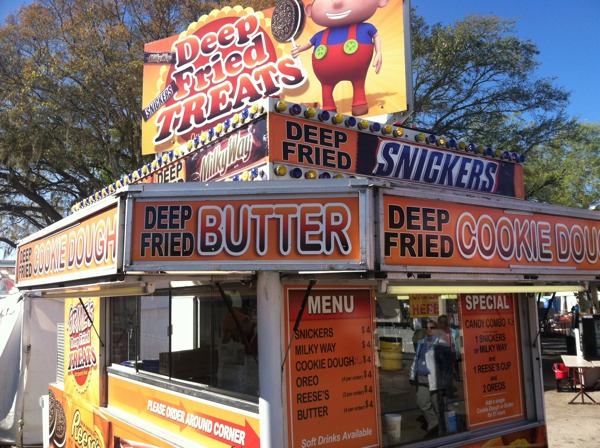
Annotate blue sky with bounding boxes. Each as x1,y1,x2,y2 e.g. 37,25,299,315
411,0,600,123
1,0,599,123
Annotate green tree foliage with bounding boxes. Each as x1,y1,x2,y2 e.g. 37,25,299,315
408,12,575,150
524,122,600,208
406,11,598,206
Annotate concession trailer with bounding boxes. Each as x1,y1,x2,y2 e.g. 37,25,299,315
14,3,600,448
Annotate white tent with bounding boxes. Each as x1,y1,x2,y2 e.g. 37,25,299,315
0,291,63,445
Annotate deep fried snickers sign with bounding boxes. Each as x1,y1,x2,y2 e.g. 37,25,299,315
281,120,352,170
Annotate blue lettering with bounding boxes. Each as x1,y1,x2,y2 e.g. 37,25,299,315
413,148,429,181
466,159,485,190
392,144,419,179
455,158,472,188
483,163,498,192
423,151,443,183
374,142,400,176
372,141,500,193
438,154,459,186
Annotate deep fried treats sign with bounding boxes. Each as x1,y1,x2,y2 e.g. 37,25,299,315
142,7,304,154
65,297,102,407
141,1,410,154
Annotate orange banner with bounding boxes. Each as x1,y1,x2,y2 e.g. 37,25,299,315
285,286,380,448
129,196,362,264
459,294,524,429
64,297,102,408
268,114,525,198
16,206,119,286
268,111,360,172
383,195,600,271
108,375,260,447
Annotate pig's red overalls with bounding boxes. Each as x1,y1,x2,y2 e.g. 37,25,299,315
311,23,375,112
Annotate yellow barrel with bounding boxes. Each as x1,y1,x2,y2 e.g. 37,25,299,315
380,338,403,370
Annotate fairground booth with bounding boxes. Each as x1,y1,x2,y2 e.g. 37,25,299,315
15,2,600,448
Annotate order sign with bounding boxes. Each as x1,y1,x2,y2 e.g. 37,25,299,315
285,286,380,448
459,293,524,428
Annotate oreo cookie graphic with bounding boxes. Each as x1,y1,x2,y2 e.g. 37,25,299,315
49,395,66,448
48,390,57,440
271,0,305,43
53,403,66,447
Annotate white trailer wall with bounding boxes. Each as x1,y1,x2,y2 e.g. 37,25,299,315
0,292,63,445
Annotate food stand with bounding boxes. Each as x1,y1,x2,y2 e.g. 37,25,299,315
14,2,600,448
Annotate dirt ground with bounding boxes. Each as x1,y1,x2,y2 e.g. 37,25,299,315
544,387,600,447
541,336,600,447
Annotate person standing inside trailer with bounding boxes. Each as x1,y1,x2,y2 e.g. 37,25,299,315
409,320,453,436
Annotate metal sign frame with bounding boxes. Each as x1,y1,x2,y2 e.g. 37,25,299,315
122,179,375,273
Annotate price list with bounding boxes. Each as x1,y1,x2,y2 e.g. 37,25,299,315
285,287,380,448
459,293,524,429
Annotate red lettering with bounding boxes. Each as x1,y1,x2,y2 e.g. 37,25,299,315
175,35,200,66
232,73,262,110
199,31,218,55
234,14,259,45
206,83,233,122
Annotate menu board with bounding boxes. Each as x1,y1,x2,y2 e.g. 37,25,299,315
285,286,380,448
459,293,524,428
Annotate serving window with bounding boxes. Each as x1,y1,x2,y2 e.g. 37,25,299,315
376,292,525,446
109,282,258,397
